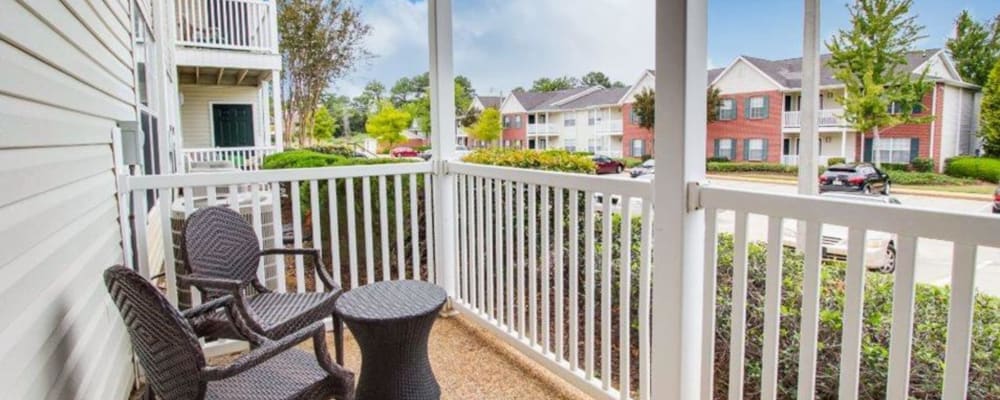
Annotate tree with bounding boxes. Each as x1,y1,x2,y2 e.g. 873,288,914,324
470,107,502,145
278,0,370,147
354,80,386,113
827,0,933,166
706,86,721,123
633,88,655,130
581,71,613,87
365,102,411,147
531,76,579,92
312,106,335,141
947,11,1000,86
980,61,1000,156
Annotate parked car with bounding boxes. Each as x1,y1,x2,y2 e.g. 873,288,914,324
782,192,900,273
390,146,419,158
593,155,625,175
419,145,471,160
819,163,891,195
994,186,1000,214
630,159,655,178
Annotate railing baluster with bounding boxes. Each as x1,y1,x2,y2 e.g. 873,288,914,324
345,178,359,289
269,182,286,292
505,180,515,330
569,189,580,372
379,175,390,282
942,243,978,400
528,183,538,345
517,181,526,338
327,179,341,287
554,187,565,363
761,216,784,400
796,220,824,399
459,175,468,301
362,177,375,284
701,208,718,400
309,180,323,292
394,175,404,280
424,174,435,283
584,189,595,380
601,193,612,390
729,210,749,400
486,178,495,319
638,199,653,400
157,188,178,308
838,227,868,400
291,181,305,293
495,179,504,325
618,196,633,399
476,177,485,311
886,235,919,400
409,174,420,280
541,185,550,353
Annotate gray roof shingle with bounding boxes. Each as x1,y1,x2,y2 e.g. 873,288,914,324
735,49,943,88
476,96,502,109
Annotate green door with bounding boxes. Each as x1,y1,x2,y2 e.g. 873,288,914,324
212,104,254,147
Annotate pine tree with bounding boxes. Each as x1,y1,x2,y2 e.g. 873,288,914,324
827,0,933,167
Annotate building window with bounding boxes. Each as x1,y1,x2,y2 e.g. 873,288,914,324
630,108,640,124
715,138,735,160
631,139,645,157
564,138,576,152
746,138,766,161
746,96,768,119
564,113,576,127
503,116,511,128
587,110,597,126
514,115,522,128
876,138,913,163
717,98,736,121
888,102,904,114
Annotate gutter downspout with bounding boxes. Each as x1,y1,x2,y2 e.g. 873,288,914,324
929,83,938,172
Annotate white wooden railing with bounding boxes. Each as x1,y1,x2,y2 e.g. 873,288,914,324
783,109,846,128
527,123,556,135
449,162,654,400
175,0,277,53
123,162,437,313
781,154,832,166
183,146,278,171
596,119,624,134
698,185,996,400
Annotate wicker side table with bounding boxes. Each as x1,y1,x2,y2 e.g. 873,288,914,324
335,280,447,400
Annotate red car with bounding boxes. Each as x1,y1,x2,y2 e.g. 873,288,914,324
390,146,419,158
592,155,625,175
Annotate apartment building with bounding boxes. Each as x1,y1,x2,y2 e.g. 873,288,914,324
499,87,631,157
459,95,502,147
635,48,978,171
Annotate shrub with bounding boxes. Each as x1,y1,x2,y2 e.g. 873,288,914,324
945,156,1000,183
909,157,934,173
622,157,645,169
304,144,357,157
707,162,798,174
886,171,977,185
262,150,410,170
879,162,909,172
707,156,732,163
713,234,1000,399
826,157,846,166
462,148,595,174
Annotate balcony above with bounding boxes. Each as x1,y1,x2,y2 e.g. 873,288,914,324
174,0,281,71
595,119,624,135
783,109,847,129
527,123,558,135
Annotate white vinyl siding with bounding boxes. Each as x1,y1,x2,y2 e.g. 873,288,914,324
179,85,263,148
0,2,135,400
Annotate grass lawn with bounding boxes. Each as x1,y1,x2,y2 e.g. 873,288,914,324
710,172,996,196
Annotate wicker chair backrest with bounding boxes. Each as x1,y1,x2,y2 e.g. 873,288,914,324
182,206,262,285
104,265,207,400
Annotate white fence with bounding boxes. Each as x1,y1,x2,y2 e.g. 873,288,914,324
183,146,278,171
175,0,276,52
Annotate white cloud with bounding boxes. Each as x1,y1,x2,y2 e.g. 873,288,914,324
336,0,655,96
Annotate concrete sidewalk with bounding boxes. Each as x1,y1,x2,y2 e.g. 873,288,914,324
707,174,993,201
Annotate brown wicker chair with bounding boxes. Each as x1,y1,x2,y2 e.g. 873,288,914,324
104,265,355,400
179,206,345,364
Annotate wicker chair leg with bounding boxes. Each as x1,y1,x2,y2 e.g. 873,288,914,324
333,313,344,366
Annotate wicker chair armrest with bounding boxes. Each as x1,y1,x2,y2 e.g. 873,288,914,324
181,295,234,319
178,274,246,292
259,248,339,290
201,321,325,381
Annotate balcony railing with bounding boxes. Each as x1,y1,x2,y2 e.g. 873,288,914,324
783,109,845,128
781,154,832,166
183,146,278,171
527,123,556,135
119,161,994,399
175,0,277,53
595,119,624,134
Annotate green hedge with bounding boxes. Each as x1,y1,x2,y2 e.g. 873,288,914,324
945,156,1000,183
707,162,802,174
886,171,977,185
462,148,595,174
910,157,935,173
262,150,409,170
622,157,645,169
827,157,846,166
712,234,1000,399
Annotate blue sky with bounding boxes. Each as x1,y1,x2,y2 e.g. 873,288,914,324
335,0,1000,97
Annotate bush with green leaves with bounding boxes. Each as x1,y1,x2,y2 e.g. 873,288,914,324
945,156,1000,183
462,148,595,174
707,156,732,163
262,149,409,170
885,171,977,186
622,157,645,169
707,162,802,174
711,233,1000,398
879,162,909,172
909,157,934,173
827,157,846,166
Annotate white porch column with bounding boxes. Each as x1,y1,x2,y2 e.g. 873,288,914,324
651,0,707,398
271,71,285,151
428,0,457,297
798,0,820,195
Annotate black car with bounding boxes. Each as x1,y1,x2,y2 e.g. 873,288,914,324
819,163,891,195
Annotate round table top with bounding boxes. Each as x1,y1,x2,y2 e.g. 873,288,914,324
335,280,447,322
